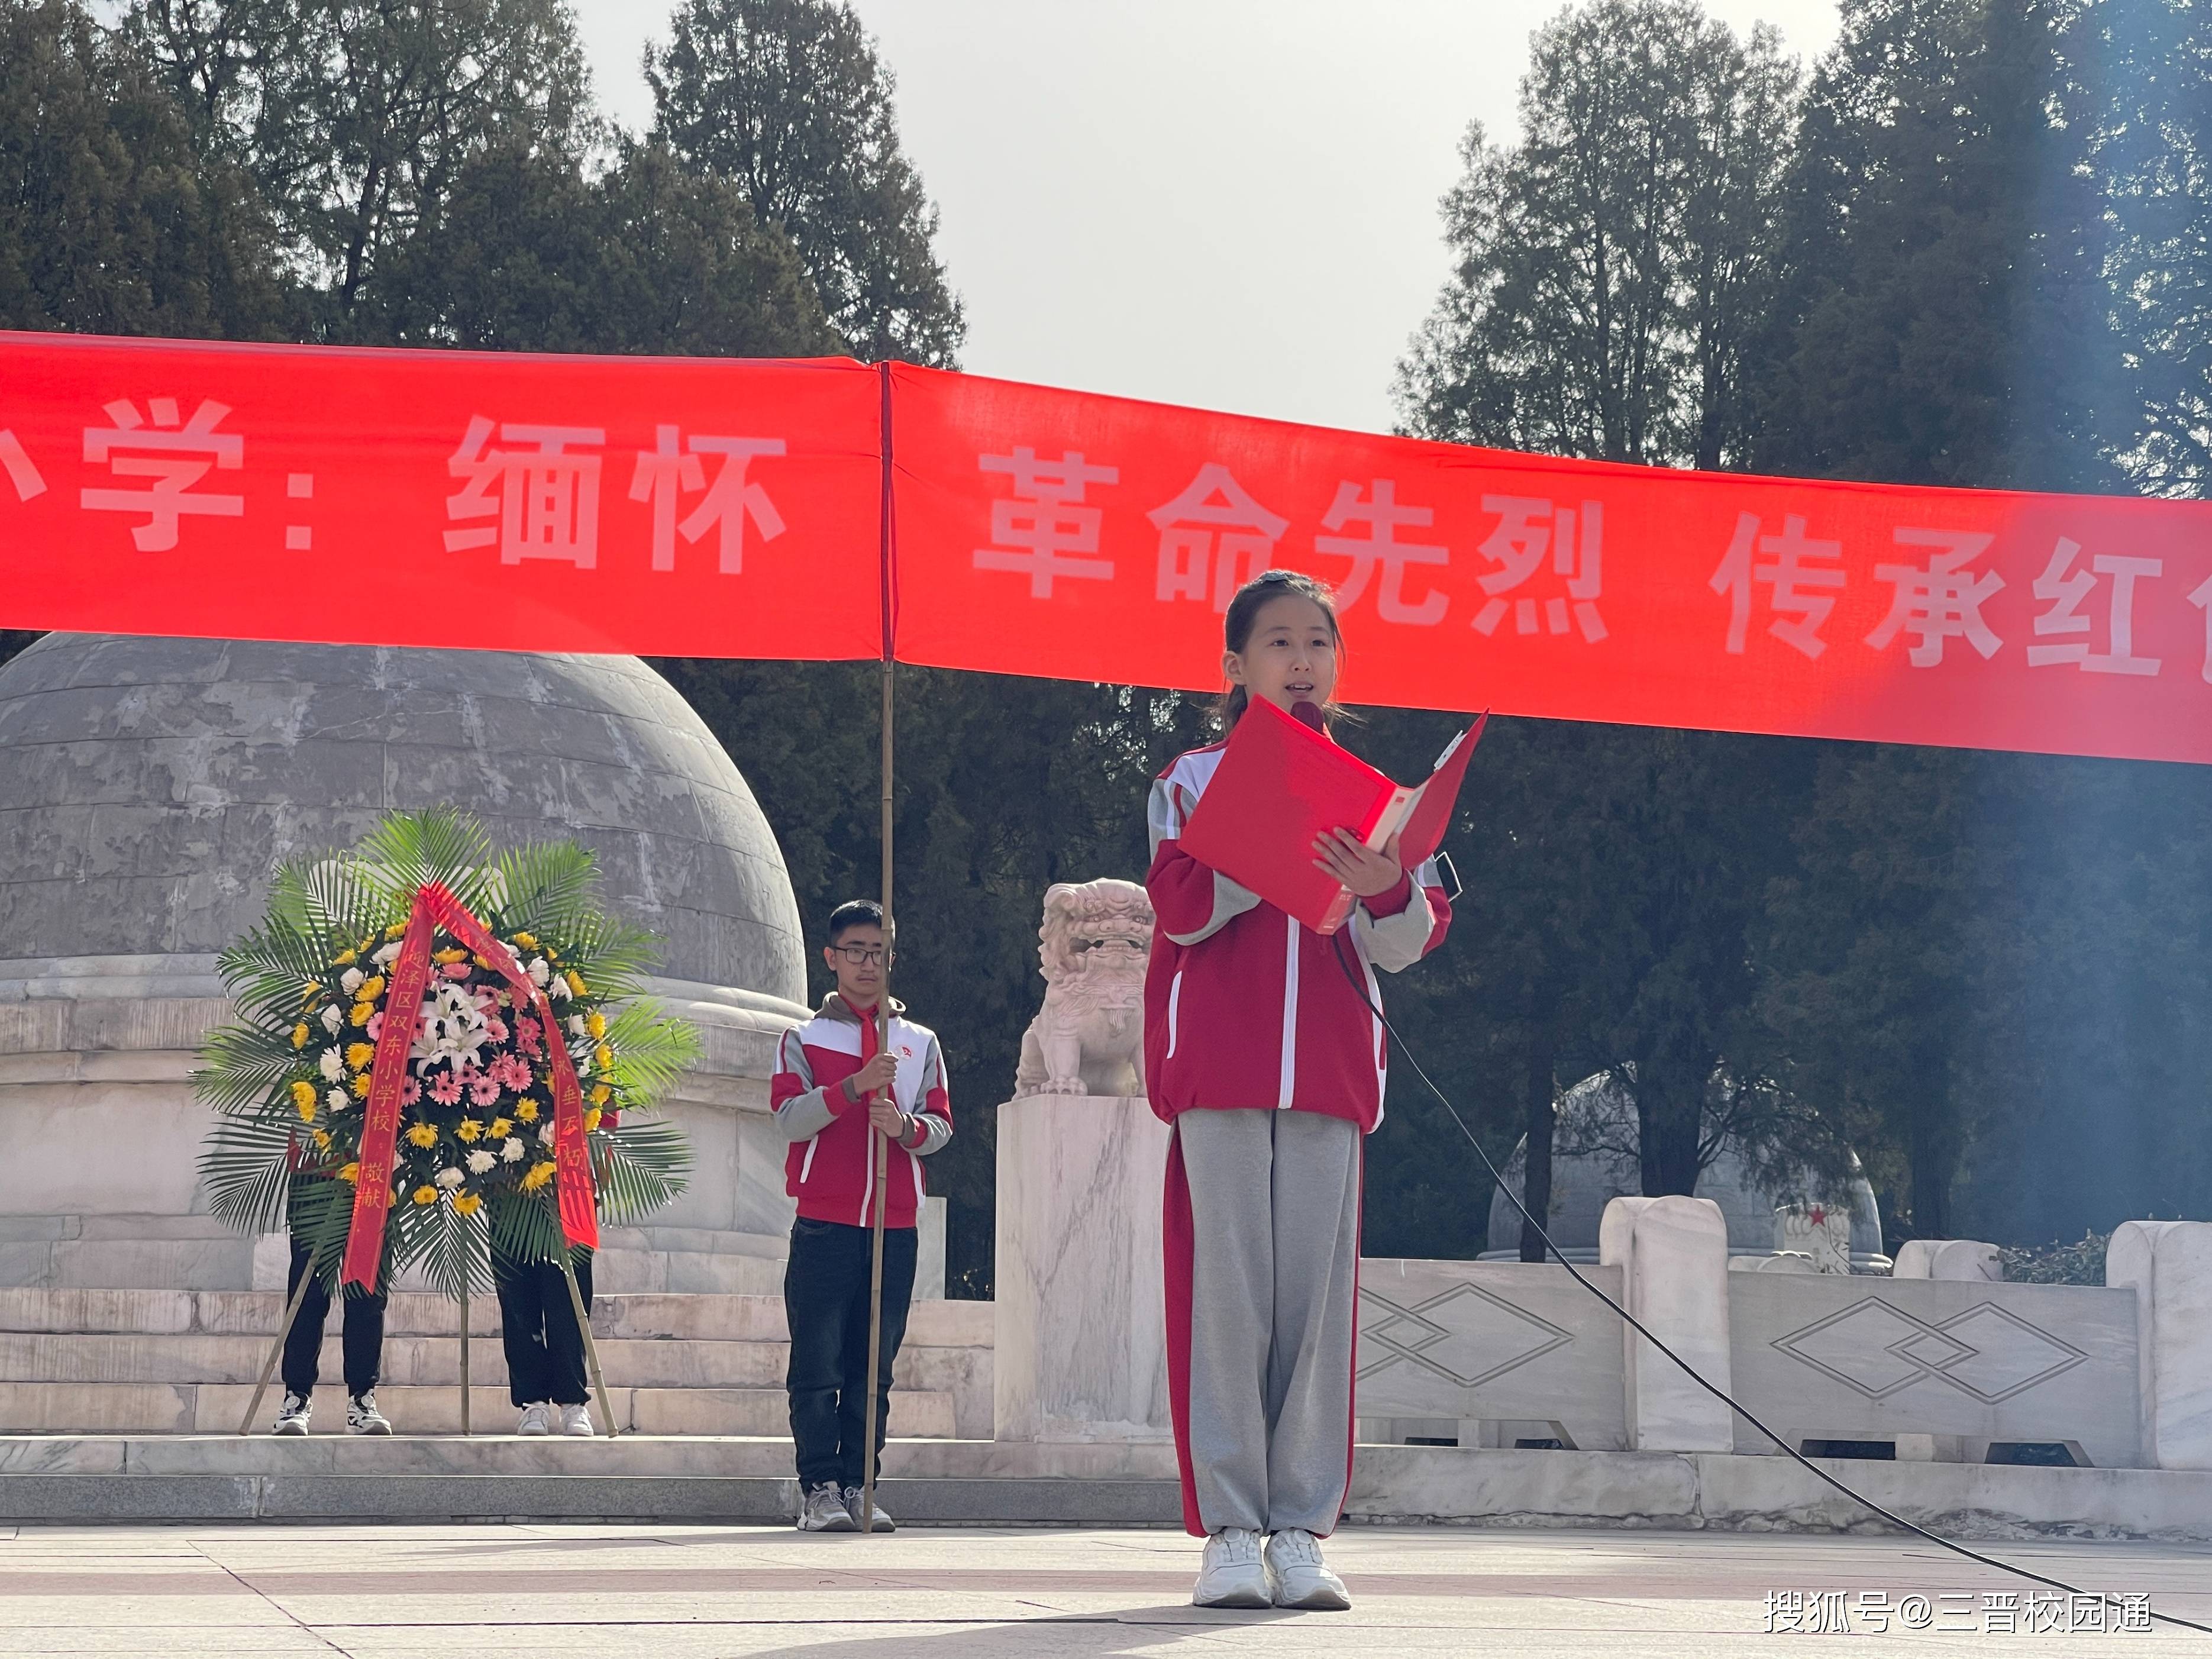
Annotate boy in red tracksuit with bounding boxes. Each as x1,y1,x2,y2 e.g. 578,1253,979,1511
771,899,952,1534
1146,570,1453,1612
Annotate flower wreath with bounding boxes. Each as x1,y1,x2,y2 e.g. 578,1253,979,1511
196,808,697,1297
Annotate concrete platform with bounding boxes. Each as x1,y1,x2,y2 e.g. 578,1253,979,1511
0,1521,2206,1656
8,1435,2212,1542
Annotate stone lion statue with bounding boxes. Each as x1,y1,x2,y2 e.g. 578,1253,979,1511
1013,878,1154,1098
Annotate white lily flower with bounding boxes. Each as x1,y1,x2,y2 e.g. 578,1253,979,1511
466,1148,496,1174
434,1166,466,1190
501,1138,526,1163
340,967,364,996
319,1005,342,1035
318,1048,343,1082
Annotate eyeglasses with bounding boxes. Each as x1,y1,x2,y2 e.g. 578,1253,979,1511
830,945,890,966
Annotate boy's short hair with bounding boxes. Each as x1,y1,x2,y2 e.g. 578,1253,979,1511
826,899,884,943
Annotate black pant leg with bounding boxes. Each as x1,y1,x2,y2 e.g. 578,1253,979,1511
338,1282,386,1397
836,1226,919,1491
279,1232,332,1399
540,1253,592,1407
493,1254,548,1408
785,1219,861,1492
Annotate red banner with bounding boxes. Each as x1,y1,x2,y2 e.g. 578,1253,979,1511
889,366,2212,767
6,331,2212,764
0,332,883,659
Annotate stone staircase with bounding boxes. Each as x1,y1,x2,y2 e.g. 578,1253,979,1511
0,1287,992,1439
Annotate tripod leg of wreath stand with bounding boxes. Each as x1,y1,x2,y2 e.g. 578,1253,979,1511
860,654,895,1535
561,1251,616,1438
238,1248,320,1435
459,1290,471,1436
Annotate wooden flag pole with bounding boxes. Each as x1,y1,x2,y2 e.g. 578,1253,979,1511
860,656,894,1535
238,1246,321,1435
458,1285,472,1435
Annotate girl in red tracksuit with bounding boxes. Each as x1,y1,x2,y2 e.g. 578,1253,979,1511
1145,569,1453,1613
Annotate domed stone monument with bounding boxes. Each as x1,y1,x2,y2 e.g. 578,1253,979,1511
0,634,814,1295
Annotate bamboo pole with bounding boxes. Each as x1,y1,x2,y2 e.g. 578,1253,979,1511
238,1247,320,1435
458,1287,472,1435
561,1249,616,1438
860,657,894,1534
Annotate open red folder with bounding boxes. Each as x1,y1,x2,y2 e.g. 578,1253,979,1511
1179,698,1486,934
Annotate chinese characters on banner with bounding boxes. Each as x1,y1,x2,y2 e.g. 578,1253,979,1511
5,333,2212,766
0,334,884,659
886,364,2212,766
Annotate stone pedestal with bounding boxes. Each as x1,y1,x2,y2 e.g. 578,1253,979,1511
2108,1220,2212,1471
1599,1195,1733,1453
993,1092,1171,1442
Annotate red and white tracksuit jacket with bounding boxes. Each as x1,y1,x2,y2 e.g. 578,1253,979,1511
771,992,951,1228
1145,735,1452,1537
1143,739,1454,1131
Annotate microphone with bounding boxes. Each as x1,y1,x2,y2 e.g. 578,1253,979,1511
1291,700,1325,732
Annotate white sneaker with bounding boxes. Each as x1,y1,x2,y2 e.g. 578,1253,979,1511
796,1482,856,1532
1265,1528,1351,1611
516,1401,554,1435
1192,1526,1271,1609
271,1392,311,1436
345,1392,392,1435
558,1403,595,1437
842,1484,895,1533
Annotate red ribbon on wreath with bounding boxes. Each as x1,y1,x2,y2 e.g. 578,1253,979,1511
341,882,600,1290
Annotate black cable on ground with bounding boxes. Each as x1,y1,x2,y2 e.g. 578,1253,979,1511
1333,931,2209,1635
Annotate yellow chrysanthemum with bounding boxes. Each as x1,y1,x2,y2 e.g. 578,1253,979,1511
348,1072,373,1099
488,1116,512,1139
412,1186,438,1206
456,1118,483,1143
582,1107,602,1134
348,1000,374,1027
589,1083,610,1107
564,970,587,996
334,947,358,966
585,1010,606,1040
290,1022,310,1050
451,1192,483,1217
312,1129,331,1151
301,982,321,1008
520,1161,557,1193
385,922,405,940
511,931,538,950
358,975,385,1001
433,947,467,965
337,1162,360,1184
472,953,493,970
593,1042,612,1072
514,1099,540,1124
405,1121,440,1148
345,1042,374,1072
290,1080,316,1112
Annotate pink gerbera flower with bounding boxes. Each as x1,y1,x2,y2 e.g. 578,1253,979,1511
515,1016,542,1056
440,961,471,980
483,1017,508,1044
429,1069,463,1106
470,1073,501,1109
365,1011,382,1042
401,1077,421,1106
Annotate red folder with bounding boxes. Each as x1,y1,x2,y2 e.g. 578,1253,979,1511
1179,699,1486,934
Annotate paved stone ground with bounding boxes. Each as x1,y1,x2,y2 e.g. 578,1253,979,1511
1,1522,2208,1656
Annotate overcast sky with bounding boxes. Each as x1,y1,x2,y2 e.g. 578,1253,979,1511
571,1,1843,435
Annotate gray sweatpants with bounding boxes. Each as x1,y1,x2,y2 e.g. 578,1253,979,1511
1176,1108,1362,1536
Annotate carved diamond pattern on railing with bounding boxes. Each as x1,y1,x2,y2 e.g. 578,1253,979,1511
1772,1297,2090,1404
1357,1282,1575,1389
